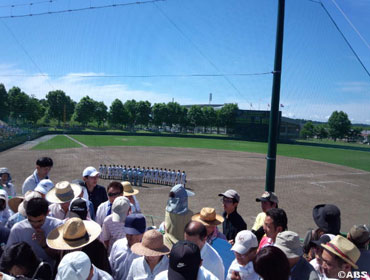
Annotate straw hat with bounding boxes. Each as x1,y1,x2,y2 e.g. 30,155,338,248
18,191,42,217
46,181,81,204
8,196,24,213
192,207,224,226
121,181,139,196
321,235,360,269
131,229,170,257
47,217,101,250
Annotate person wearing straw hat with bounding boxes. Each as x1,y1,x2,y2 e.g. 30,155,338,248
22,157,53,195
7,197,62,268
274,231,319,280
34,179,54,198
127,229,170,280
164,184,194,249
184,221,225,280
101,196,130,254
6,191,41,230
109,214,146,280
46,181,82,220
56,251,112,280
320,235,361,279
0,167,16,197
122,181,141,214
192,207,226,244
347,225,370,274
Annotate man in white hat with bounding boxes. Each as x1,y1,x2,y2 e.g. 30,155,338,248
101,196,130,254
127,229,170,280
82,166,108,214
321,235,361,280
227,230,259,280
56,251,112,280
0,167,16,197
46,181,81,220
274,231,319,280
34,179,54,198
0,189,11,227
22,157,53,195
7,197,62,268
184,221,225,280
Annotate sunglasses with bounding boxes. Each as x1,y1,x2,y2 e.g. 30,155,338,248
108,192,121,197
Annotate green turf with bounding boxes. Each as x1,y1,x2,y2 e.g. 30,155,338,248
32,135,82,150
33,135,370,172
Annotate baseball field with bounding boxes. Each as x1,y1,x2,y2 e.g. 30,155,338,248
1,134,369,237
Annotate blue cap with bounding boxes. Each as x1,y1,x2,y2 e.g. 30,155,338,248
124,214,146,235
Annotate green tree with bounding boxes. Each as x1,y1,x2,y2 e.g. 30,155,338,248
46,90,75,126
300,121,314,139
166,102,182,126
202,106,217,133
94,101,108,127
328,111,351,141
313,124,328,140
347,127,362,142
109,99,128,127
8,87,29,123
136,101,151,127
123,100,138,129
24,96,45,124
219,103,238,133
0,84,9,121
188,105,204,129
74,96,97,126
178,106,189,132
152,103,168,127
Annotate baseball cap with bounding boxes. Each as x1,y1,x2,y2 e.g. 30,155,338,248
274,231,303,259
231,230,258,254
168,241,201,280
124,214,146,235
112,196,130,223
82,166,99,177
56,251,91,280
256,191,279,204
348,225,370,244
311,233,335,247
68,197,88,220
218,189,240,202
35,179,54,195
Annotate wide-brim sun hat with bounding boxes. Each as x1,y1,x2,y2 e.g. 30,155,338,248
192,207,224,226
312,204,341,235
121,181,139,196
8,196,24,213
131,229,170,257
47,217,101,250
18,191,42,217
46,181,81,204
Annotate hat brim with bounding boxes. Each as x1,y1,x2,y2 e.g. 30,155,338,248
131,242,170,257
45,184,81,204
321,244,358,269
46,220,101,250
8,197,24,213
192,213,224,226
231,243,248,254
123,189,139,196
18,201,27,217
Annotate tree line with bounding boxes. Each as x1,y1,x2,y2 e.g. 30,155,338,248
0,84,238,132
300,111,364,142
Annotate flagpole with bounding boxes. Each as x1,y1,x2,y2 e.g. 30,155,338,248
265,0,285,193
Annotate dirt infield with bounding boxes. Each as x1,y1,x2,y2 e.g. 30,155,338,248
1,138,369,237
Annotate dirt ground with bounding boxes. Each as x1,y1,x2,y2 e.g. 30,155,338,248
1,136,369,237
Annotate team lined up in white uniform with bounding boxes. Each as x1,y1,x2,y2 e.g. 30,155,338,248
98,165,186,187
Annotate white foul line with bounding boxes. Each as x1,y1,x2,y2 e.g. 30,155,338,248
64,134,87,148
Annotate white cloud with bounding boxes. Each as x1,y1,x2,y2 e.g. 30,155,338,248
336,81,370,93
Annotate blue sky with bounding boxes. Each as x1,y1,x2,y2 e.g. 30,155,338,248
0,0,369,123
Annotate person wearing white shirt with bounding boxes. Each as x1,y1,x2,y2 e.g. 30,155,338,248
95,182,123,226
184,221,225,280
127,229,170,280
22,157,53,195
154,240,218,280
227,230,259,280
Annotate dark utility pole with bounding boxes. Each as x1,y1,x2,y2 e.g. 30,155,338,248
265,0,286,192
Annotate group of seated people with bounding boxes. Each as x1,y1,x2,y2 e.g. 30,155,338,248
98,164,186,187
0,124,24,141
0,156,368,280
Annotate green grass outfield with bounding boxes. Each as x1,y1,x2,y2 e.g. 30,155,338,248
33,135,370,172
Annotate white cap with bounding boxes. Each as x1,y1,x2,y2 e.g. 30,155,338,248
82,166,99,177
112,196,130,223
35,179,54,195
231,230,258,254
56,251,91,280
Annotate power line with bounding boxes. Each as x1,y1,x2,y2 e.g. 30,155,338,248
0,0,56,9
0,72,273,78
0,0,165,19
153,1,251,104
